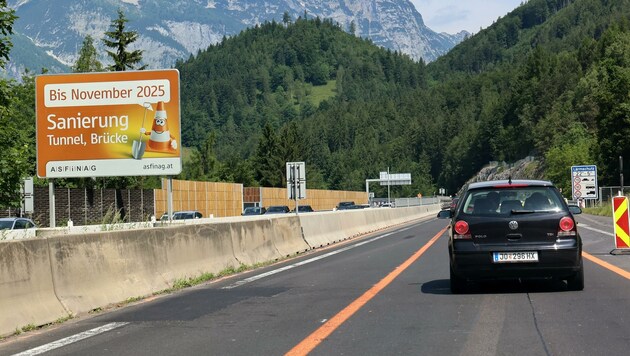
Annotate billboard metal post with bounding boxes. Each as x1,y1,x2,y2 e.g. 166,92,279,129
167,177,173,222
49,180,55,228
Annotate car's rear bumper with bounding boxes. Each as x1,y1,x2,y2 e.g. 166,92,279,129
450,243,582,281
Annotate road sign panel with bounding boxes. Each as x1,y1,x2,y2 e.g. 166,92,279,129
571,165,597,200
286,162,306,200
613,196,630,249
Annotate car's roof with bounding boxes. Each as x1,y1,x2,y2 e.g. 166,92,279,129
0,217,31,221
467,179,554,190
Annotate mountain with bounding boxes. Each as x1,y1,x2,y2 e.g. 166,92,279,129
174,17,435,193
173,0,630,194
5,0,466,78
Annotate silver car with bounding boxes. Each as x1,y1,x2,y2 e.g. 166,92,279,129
0,217,37,230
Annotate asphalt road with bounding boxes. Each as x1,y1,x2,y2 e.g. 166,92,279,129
2,214,630,356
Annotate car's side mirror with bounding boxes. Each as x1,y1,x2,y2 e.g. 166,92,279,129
437,210,452,219
568,205,582,215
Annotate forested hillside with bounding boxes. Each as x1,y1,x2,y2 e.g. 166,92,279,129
176,17,433,197
2,0,629,208
176,0,630,197
426,0,630,194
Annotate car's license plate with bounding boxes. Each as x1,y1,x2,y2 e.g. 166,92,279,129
493,251,538,263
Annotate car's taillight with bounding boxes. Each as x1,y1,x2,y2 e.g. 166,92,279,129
558,216,577,237
454,220,471,239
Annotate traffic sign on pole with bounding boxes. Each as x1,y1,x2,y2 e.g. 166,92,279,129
613,196,630,249
571,165,598,200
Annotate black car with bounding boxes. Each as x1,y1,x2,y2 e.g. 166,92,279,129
439,179,584,293
264,205,290,214
449,197,459,213
242,207,266,216
291,205,314,213
336,201,356,210
160,211,203,221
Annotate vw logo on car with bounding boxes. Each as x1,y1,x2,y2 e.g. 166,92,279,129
508,220,519,230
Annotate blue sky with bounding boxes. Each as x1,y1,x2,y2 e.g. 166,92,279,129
410,0,525,34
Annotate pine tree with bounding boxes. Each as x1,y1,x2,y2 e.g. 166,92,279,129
282,11,291,26
103,9,146,71
254,122,284,187
73,35,103,72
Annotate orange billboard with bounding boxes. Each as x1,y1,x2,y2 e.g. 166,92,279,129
36,70,181,178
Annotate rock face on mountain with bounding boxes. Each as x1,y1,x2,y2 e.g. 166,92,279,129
467,157,544,185
7,0,466,76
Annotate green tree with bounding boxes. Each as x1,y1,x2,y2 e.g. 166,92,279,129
349,21,356,35
0,0,16,68
253,122,284,187
0,80,31,207
587,29,630,184
197,131,221,179
73,35,103,72
544,124,595,197
103,9,146,71
0,2,24,207
282,11,291,26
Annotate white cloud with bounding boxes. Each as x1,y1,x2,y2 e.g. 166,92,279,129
410,0,524,34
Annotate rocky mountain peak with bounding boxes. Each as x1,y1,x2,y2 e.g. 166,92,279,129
6,0,467,77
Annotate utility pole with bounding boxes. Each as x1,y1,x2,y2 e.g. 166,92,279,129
619,156,623,197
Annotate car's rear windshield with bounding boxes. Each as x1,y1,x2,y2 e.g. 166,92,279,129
0,221,13,230
460,186,565,216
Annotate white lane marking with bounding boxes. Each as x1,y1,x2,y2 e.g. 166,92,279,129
580,224,613,236
12,322,129,356
222,222,424,289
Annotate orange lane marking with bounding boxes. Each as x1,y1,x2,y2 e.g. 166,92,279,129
285,226,448,356
582,251,630,280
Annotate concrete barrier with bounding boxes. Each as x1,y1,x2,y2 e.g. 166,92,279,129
230,219,282,266
0,204,440,337
269,216,311,256
47,230,172,315
1,229,38,240
299,211,346,247
152,223,239,284
47,223,241,315
0,239,68,336
300,205,441,247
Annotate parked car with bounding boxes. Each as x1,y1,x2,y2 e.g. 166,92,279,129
242,207,266,216
336,201,356,210
0,217,37,230
438,179,584,293
264,205,290,214
291,205,314,213
160,211,203,221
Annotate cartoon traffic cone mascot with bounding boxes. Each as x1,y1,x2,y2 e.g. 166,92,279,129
141,101,177,152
